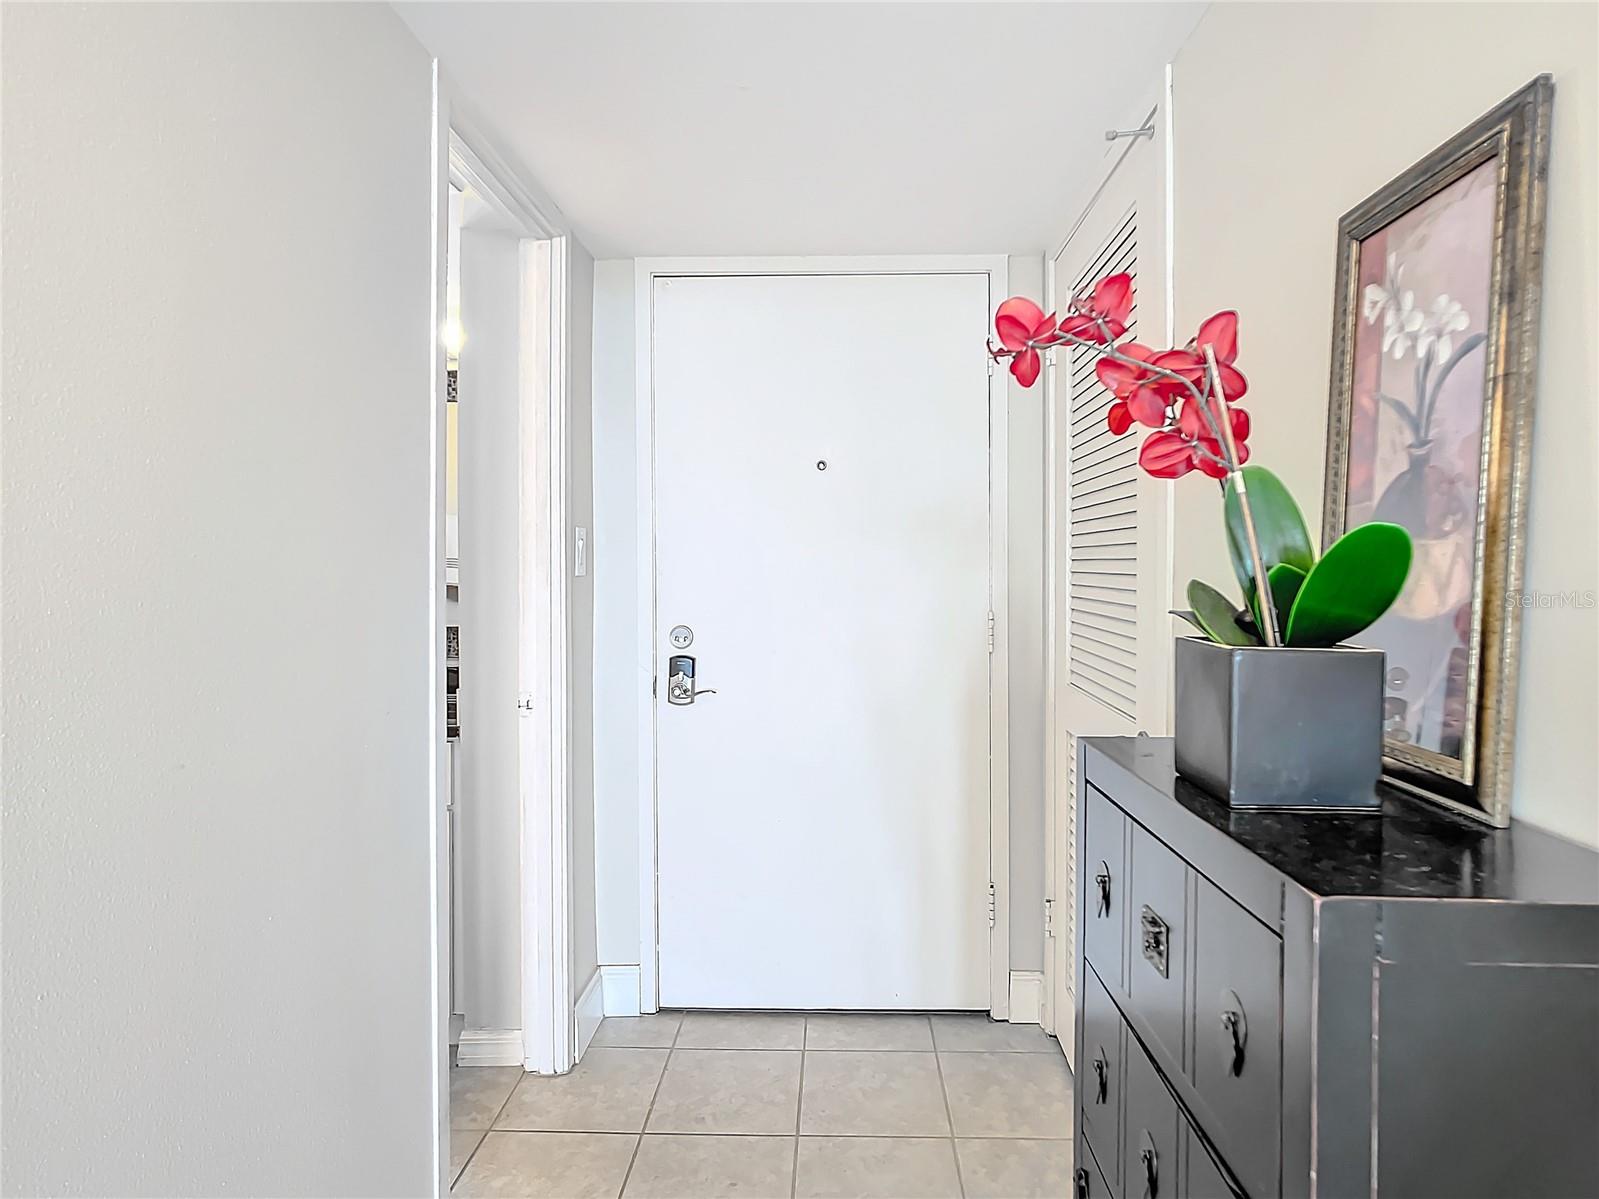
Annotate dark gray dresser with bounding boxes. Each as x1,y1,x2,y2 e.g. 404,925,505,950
1073,736,1599,1199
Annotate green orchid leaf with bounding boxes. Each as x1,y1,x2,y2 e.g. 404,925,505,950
1234,609,1264,642
1224,466,1315,595
1246,581,1265,639
1187,579,1263,646
1170,609,1208,636
1253,565,1304,649
1247,562,1309,642
1284,522,1412,647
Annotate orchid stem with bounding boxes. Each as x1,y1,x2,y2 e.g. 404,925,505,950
1047,326,1210,413
1204,345,1279,646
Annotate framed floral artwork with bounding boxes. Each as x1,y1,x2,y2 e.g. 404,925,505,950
1323,76,1552,827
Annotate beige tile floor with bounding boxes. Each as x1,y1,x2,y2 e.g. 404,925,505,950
449,1011,1073,1199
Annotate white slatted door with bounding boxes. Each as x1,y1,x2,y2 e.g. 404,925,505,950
1041,103,1172,1053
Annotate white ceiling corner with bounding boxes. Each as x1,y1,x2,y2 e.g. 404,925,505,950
397,1,1205,258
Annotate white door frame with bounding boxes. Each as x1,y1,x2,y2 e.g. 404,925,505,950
1040,72,1177,1052
443,116,579,1082
632,255,1013,1017
428,66,451,1199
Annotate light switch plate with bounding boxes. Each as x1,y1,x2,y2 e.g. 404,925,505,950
574,527,588,577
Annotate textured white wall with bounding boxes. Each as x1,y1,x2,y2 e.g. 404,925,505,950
458,226,524,1032
1006,255,1048,973
591,261,644,968
1,4,440,1195
1171,1,1598,847
567,241,601,990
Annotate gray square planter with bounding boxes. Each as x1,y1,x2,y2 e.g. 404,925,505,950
1173,636,1385,810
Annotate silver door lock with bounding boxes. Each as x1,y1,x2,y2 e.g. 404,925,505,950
667,654,716,705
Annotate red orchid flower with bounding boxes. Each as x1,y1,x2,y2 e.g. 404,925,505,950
1059,273,1133,344
1138,430,1197,479
1153,310,1249,400
1175,401,1250,479
1098,344,1173,433
1176,399,1249,443
992,297,1057,387
1195,435,1250,479
988,289,1259,491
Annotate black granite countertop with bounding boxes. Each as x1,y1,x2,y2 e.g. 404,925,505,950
1085,737,1599,905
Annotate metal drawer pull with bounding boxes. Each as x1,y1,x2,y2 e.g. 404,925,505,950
1140,905,1170,978
1139,1131,1160,1198
1074,1166,1091,1199
1094,862,1112,917
1221,989,1248,1076
1091,1048,1109,1104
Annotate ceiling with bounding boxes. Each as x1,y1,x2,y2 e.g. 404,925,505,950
397,2,1206,258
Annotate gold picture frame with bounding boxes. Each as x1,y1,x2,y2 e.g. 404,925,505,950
1322,76,1553,827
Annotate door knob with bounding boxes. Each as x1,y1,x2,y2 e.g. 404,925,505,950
667,654,715,705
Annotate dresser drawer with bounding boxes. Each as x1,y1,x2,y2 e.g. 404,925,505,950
1192,875,1282,1198
1185,1125,1244,1199
1084,785,1127,988
1076,1131,1117,1199
1128,823,1188,1068
1081,965,1123,1193
1123,1035,1180,1199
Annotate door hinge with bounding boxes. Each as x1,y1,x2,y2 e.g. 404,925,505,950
987,611,996,654
1044,897,1056,937
987,882,997,927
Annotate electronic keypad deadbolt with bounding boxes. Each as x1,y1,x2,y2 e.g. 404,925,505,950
667,654,717,705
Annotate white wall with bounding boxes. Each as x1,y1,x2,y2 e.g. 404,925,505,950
592,260,643,968
567,241,601,990
1,4,440,1195
588,258,1050,986
1171,1,1599,847
458,226,524,1032
1007,255,1048,973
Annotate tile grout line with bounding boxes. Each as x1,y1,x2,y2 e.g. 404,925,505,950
447,1127,1070,1141
450,1065,529,1191
791,1017,809,1199
932,1047,969,1199
600,1046,1056,1054
460,1015,1065,1196
615,1014,682,1197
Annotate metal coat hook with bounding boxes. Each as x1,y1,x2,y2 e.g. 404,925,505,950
1105,119,1155,142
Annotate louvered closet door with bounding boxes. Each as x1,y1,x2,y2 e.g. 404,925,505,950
1041,102,1172,1053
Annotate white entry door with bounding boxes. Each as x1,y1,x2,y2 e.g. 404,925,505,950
1041,99,1173,1056
651,270,995,1010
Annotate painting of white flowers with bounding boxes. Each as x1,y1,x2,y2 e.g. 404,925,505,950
1325,76,1549,825
1345,158,1496,764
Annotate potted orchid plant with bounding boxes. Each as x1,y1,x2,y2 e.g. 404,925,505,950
990,273,1413,809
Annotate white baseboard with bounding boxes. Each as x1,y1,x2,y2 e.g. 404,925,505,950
593,962,1033,1024
1057,991,1077,1070
575,968,604,1058
456,1028,524,1068
599,964,641,1017
1008,971,1045,1025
